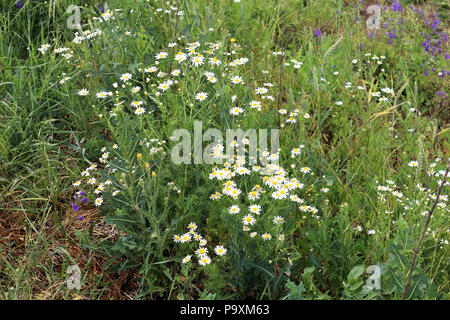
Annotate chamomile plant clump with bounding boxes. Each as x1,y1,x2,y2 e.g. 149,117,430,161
63,1,448,299
3,0,448,300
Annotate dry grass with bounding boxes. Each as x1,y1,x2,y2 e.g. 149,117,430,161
0,205,137,300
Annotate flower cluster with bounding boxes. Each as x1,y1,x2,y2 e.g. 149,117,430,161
174,223,227,266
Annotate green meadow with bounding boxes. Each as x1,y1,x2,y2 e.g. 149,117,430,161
0,0,448,300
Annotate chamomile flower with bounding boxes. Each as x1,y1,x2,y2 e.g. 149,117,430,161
255,87,268,95
198,256,211,266
131,86,141,93
54,47,69,54
180,233,192,243
120,73,132,82
94,197,103,206
78,89,89,96
182,255,191,263
174,52,187,62
392,191,403,198
214,245,227,256
248,190,261,201
229,107,244,115
38,44,51,54
158,81,172,91
273,216,284,225
94,184,104,194
155,51,168,60
299,205,310,212
195,247,209,257
144,66,158,73
134,107,146,115
191,55,205,66
206,75,217,83
73,180,81,187
209,57,221,66
60,76,71,84
130,100,144,107
408,161,419,167
195,92,208,101
229,205,241,214
235,167,251,175
248,204,261,215
286,117,297,124
188,222,197,231
300,167,311,173
249,100,262,110
243,214,256,225
231,75,243,84
290,195,303,203
291,148,301,157
193,233,203,241
252,165,261,172
261,233,272,241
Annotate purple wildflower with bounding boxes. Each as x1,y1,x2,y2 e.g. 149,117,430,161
386,29,397,44
314,28,322,39
72,191,88,220
97,4,105,13
391,1,403,12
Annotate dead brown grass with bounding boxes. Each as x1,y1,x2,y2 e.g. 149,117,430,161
0,205,135,300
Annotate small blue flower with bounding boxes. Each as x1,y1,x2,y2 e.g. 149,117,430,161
97,4,105,13
391,1,403,12
313,28,322,39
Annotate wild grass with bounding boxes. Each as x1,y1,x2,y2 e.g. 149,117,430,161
0,0,448,300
